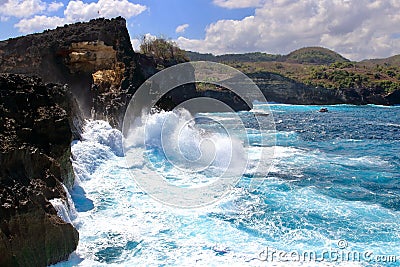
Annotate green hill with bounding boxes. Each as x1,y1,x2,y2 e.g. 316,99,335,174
284,47,349,64
186,47,349,65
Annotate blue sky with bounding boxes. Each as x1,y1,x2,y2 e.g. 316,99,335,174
128,0,256,40
1,0,400,61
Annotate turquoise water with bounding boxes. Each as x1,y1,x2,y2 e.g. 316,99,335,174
53,104,400,266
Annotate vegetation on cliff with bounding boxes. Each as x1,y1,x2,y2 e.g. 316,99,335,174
186,51,280,62
139,36,189,64
186,47,348,64
231,60,400,94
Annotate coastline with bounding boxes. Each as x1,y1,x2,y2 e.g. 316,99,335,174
0,17,399,266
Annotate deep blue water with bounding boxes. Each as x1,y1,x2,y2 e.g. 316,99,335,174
270,104,400,211
53,104,400,267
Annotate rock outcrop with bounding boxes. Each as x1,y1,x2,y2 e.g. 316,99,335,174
248,72,343,104
386,89,400,105
0,74,82,266
0,17,141,128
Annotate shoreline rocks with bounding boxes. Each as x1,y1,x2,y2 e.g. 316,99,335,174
0,74,82,266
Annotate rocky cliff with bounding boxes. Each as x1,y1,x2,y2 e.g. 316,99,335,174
0,17,145,128
187,50,400,105
247,71,394,105
247,72,343,105
0,74,82,266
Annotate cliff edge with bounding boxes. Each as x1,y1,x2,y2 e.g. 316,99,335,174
0,17,150,128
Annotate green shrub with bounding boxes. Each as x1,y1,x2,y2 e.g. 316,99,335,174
139,36,188,62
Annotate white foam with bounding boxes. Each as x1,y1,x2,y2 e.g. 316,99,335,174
49,185,78,226
124,109,247,187
81,120,123,156
56,114,400,266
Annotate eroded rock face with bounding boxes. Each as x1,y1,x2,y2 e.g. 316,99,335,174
67,41,117,72
65,41,126,93
248,72,340,104
0,74,82,266
385,89,400,105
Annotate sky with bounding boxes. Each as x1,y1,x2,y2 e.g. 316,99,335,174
1,0,400,61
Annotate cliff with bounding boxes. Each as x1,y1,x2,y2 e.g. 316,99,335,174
247,72,342,105
0,74,82,266
247,71,394,105
0,17,145,128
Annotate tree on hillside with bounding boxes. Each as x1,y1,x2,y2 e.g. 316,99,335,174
139,35,188,62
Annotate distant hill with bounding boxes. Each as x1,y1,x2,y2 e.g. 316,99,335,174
186,47,349,65
185,51,216,61
186,51,281,62
360,54,400,67
284,47,349,64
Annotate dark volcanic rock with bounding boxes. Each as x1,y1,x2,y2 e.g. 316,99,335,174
0,17,142,127
0,74,82,266
386,89,400,105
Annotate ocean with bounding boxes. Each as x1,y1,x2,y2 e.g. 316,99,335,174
52,104,400,266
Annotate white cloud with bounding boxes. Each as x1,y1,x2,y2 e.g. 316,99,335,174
0,0,46,18
131,38,141,51
131,33,156,51
64,0,146,21
213,0,263,9
15,15,67,33
178,0,400,60
47,1,64,12
175,23,189,33
13,0,147,34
